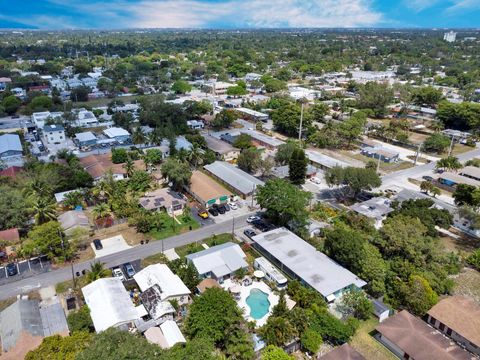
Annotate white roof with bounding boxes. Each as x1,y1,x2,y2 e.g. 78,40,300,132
305,149,350,169
103,127,130,138
186,242,247,278
159,320,186,348
204,161,264,195
252,228,366,298
133,264,190,299
75,132,97,142
82,277,139,332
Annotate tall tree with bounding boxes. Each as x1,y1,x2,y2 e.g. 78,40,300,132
288,147,308,185
161,158,192,191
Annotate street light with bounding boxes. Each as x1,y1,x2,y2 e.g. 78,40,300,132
59,229,76,289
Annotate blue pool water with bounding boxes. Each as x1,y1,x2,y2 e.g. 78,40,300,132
246,288,270,319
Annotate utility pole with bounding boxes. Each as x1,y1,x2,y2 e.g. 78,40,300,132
298,102,304,141
376,153,381,173
59,229,76,288
414,142,422,165
448,135,455,157
232,216,235,237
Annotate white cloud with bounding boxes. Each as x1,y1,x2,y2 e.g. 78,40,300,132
403,0,441,12
447,0,480,12
18,0,383,29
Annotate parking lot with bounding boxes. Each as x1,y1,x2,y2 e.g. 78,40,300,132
0,256,51,285
109,259,142,283
191,199,254,227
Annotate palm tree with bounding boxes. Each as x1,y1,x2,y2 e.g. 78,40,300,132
188,146,204,169
123,158,135,178
92,203,111,220
132,127,146,145
436,156,462,172
29,196,57,225
86,262,111,284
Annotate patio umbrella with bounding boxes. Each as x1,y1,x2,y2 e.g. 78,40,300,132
253,270,265,279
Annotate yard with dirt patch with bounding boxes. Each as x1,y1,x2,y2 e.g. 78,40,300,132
349,317,397,360
451,268,480,303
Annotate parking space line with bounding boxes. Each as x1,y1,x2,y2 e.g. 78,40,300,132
28,260,32,272
39,257,43,269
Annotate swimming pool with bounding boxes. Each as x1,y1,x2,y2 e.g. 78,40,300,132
246,288,270,319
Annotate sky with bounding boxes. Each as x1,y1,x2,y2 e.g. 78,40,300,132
0,0,479,30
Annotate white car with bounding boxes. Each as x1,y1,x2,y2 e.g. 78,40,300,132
247,215,261,223
112,268,125,281
228,202,238,210
310,177,321,184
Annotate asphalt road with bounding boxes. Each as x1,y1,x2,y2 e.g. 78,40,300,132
381,146,480,187
0,213,251,301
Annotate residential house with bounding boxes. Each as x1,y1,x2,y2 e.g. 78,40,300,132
134,264,191,306
319,344,366,360
0,166,23,179
139,188,187,216
361,147,399,163
239,128,285,150
0,298,69,359
0,134,22,159
272,164,318,179
350,197,394,229
187,170,232,209
75,131,97,148
0,228,20,244
43,124,66,145
0,77,12,91
103,127,131,143
75,110,99,127
203,135,240,162
82,277,142,333
186,242,248,282
251,228,366,302
187,120,205,130
31,111,63,129
79,153,143,181
235,107,269,122
305,150,350,170
58,210,91,236
204,161,264,197
144,320,186,349
375,310,472,360
244,73,262,82
426,296,480,356
438,172,480,189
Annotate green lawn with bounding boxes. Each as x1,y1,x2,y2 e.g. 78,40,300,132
175,233,236,258
148,214,200,241
349,317,397,360
141,252,169,267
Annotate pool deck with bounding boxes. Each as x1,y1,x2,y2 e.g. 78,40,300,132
221,279,279,327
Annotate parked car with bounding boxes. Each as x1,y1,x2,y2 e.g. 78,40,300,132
223,203,230,212
112,268,125,281
93,239,103,250
309,177,321,184
198,209,209,219
6,263,17,276
217,204,226,214
244,228,257,239
422,175,434,182
123,263,136,278
228,202,238,210
247,215,261,223
208,207,219,216
253,220,270,232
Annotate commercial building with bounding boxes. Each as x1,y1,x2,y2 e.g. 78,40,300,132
459,166,480,182
444,31,457,43
139,188,187,216
235,107,269,122
240,128,285,150
31,111,63,129
187,170,232,209
350,197,394,229
361,147,399,163
186,242,248,282
75,131,97,148
82,277,141,333
438,172,480,189
375,310,472,360
203,135,240,162
426,296,480,356
251,228,366,302
103,127,131,143
43,124,66,145
204,161,264,197
0,134,22,159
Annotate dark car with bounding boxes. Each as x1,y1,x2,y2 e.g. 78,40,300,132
223,203,230,212
217,204,226,214
93,239,103,250
6,263,17,276
244,228,257,239
422,175,434,182
208,207,219,216
123,263,136,278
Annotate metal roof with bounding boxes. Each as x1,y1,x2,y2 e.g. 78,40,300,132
252,228,366,298
103,127,130,138
305,150,350,169
350,197,394,220
186,242,247,277
82,277,139,332
39,300,69,337
204,161,264,195
159,320,186,348
75,131,97,142
133,264,190,299
0,134,22,155
43,124,65,132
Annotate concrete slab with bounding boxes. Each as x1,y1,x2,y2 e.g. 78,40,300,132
39,286,56,300
162,248,180,261
92,235,133,258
